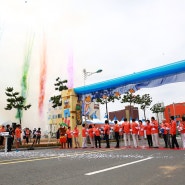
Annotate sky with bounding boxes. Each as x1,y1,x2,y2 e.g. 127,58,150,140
1,0,185,130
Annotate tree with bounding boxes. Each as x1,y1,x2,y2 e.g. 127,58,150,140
138,94,152,121
50,77,68,108
120,91,140,122
150,103,165,123
96,94,121,120
4,87,31,125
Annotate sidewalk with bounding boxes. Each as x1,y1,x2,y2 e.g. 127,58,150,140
19,138,60,148
0,138,60,152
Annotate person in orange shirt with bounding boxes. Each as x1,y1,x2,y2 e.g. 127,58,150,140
179,116,185,148
145,120,153,148
94,124,101,148
161,119,170,148
114,120,120,148
15,124,22,152
138,120,145,147
151,117,159,148
66,126,72,148
170,116,179,149
0,125,6,146
81,123,87,148
122,118,131,147
104,120,110,148
131,118,139,148
88,125,94,148
73,125,80,148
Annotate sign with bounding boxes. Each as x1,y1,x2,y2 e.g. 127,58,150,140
0,132,9,136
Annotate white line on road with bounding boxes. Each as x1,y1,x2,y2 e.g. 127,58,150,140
85,157,153,176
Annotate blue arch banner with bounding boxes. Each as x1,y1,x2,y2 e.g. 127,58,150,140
74,60,185,99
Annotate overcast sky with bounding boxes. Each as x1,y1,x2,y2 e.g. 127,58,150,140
1,0,185,129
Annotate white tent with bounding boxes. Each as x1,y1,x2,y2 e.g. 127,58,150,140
92,118,103,124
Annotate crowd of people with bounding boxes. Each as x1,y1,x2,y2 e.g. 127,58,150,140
56,115,185,150
0,125,42,152
1,115,185,151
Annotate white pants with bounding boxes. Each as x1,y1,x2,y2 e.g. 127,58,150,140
139,136,145,146
124,133,131,146
82,137,87,148
152,133,159,147
89,137,94,147
132,134,138,148
181,133,185,148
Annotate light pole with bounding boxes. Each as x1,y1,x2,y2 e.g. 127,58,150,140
82,68,103,123
173,102,176,118
83,69,103,85
103,95,109,120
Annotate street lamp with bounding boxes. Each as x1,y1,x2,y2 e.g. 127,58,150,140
103,95,109,120
82,68,103,123
83,68,103,85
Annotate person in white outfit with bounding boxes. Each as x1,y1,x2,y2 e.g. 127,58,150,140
178,116,185,149
151,117,159,148
131,119,139,148
122,118,131,147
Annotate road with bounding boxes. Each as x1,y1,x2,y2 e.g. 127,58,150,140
0,146,184,185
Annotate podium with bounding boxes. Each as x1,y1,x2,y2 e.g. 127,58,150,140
0,132,9,153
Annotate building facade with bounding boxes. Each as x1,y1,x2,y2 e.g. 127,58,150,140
48,92,101,136
164,102,185,123
109,105,139,122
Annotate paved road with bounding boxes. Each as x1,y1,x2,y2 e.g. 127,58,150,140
0,146,185,185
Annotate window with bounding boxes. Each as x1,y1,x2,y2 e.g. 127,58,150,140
58,114,62,118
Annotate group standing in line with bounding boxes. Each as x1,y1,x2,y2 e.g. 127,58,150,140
1,115,185,151
57,115,185,150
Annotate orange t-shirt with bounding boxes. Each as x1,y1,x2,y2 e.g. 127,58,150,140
82,127,87,137
170,121,177,135
122,122,130,133
161,123,170,134
94,128,101,136
15,128,22,139
139,125,145,136
0,127,6,132
179,121,185,133
114,124,119,133
73,128,79,138
104,124,110,135
66,129,72,138
145,125,151,135
151,120,159,134
131,122,139,134
88,128,94,138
